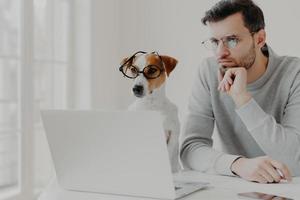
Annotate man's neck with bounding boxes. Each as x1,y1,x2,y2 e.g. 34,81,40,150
247,51,269,84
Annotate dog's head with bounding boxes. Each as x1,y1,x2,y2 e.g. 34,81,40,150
119,51,178,98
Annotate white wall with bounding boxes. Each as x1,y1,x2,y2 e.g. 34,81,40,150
90,0,300,120
68,0,92,109
90,0,120,110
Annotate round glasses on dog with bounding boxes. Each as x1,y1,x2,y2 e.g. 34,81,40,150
119,51,164,79
122,64,163,79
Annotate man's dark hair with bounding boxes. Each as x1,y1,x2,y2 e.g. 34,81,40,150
201,0,265,33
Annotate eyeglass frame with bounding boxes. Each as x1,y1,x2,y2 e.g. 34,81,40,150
201,31,256,51
119,51,165,79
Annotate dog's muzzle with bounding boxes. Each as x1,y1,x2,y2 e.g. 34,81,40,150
132,85,144,97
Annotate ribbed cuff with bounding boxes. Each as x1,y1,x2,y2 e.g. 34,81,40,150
214,154,242,176
235,98,268,131
230,156,244,176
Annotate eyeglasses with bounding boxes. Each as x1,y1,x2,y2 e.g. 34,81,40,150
201,32,255,51
119,51,165,79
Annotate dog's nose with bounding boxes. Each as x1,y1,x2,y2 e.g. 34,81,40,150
132,85,144,97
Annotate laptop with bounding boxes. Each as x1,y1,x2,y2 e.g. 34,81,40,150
41,110,208,200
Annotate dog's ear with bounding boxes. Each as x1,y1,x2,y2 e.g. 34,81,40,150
120,57,134,71
160,55,178,77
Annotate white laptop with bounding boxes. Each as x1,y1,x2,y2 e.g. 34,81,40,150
41,110,208,200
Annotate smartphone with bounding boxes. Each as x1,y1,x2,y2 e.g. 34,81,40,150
238,192,293,200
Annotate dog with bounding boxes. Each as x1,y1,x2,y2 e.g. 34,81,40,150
119,51,181,173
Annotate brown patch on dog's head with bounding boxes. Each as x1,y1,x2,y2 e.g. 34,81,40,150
143,54,166,93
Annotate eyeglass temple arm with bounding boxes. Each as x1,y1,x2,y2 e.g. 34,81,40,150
119,51,147,70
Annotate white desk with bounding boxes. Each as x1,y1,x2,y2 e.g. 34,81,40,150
38,171,300,200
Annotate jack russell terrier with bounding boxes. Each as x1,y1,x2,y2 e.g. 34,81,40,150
119,51,181,173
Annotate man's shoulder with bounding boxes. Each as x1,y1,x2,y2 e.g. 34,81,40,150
271,55,300,91
193,57,219,90
277,55,300,75
201,57,218,67
267,47,300,74
280,55,300,65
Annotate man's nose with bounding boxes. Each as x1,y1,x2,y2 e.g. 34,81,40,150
215,41,230,59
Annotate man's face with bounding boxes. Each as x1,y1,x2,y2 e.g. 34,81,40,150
208,12,257,70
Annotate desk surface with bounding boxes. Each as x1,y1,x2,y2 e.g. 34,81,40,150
38,171,300,200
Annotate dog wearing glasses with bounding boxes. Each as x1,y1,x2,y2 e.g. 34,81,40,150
119,51,181,173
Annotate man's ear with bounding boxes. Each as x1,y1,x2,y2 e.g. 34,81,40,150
160,55,178,77
256,29,266,48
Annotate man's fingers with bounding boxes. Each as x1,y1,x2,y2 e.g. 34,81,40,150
225,75,233,85
258,168,274,183
218,67,236,93
218,78,233,92
253,174,268,184
218,80,227,92
217,82,222,91
270,160,292,182
262,162,281,182
165,130,171,144
225,82,230,91
218,68,223,82
220,83,225,91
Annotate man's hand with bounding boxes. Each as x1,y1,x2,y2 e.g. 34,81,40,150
218,67,252,108
231,156,292,183
165,130,171,144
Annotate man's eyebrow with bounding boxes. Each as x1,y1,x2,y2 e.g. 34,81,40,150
210,34,239,40
209,37,219,41
226,34,239,38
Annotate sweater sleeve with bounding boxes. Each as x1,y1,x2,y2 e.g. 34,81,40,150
236,72,300,176
180,60,241,176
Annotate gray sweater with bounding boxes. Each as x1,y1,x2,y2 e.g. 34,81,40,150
180,47,300,176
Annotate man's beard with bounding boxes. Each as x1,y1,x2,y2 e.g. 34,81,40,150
236,42,256,70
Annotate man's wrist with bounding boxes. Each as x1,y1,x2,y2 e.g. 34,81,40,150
230,156,244,176
232,92,252,108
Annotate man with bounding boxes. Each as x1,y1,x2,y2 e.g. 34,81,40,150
180,0,300,184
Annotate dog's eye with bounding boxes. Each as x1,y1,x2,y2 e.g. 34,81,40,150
147,67,157,75
144,66,161,79
129,66,138,73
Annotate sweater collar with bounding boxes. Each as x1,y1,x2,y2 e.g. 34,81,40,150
247,45,278,90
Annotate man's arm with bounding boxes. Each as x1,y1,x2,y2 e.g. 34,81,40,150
219,67,300,178
180,114,241,176
180,62,241,176
235,96,300,176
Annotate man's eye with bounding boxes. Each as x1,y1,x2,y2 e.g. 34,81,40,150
227,37,238,42
226,38,239,48
210,39,219,46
